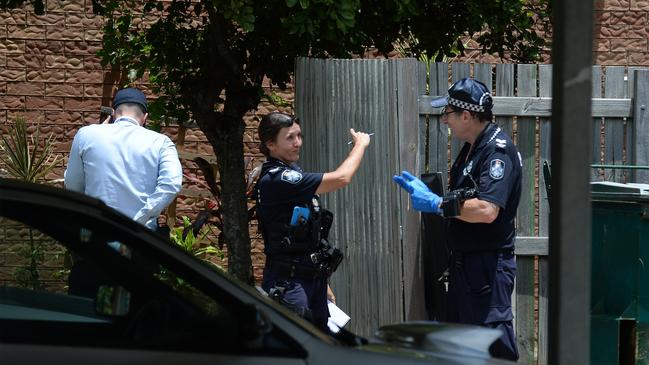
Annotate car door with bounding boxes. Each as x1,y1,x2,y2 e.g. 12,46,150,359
0,180,307,365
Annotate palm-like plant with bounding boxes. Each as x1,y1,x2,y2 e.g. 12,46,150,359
0,117,60,182
0,117,61,290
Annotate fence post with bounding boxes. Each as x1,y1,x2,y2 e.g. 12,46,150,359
395,58,427,321
515,64,538,364
632,70,649,182
537,64,553,365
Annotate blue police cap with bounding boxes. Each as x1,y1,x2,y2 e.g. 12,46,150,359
112,88,148,113
430,78,493,113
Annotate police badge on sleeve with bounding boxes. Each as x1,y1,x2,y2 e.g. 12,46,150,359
281,169,303,184
489,159,505,180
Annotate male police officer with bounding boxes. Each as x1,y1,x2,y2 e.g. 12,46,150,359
393,78,522,361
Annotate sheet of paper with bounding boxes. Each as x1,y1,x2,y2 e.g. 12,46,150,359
327,300,351,333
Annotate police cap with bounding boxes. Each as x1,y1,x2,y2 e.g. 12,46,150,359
430,78,493,113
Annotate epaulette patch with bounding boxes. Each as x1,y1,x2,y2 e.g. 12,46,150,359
281,169,303,184
490,159,505,180
495,138,507,149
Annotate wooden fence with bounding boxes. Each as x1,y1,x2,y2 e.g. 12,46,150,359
296,58,649,364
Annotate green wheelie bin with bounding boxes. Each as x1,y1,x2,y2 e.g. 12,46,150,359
591,181,649,364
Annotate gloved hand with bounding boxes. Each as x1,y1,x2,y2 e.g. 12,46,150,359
392,171,442,214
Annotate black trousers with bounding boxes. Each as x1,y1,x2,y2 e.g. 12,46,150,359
445,250,519,361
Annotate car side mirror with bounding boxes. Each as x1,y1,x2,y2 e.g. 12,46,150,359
95,285,131,316
239,303,273,349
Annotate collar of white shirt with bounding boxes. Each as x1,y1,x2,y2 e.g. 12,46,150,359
114,116,140,126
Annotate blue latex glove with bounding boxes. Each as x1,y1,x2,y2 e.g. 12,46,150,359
392,171,442,214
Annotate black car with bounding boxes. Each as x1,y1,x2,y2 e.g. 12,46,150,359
0,179,511,364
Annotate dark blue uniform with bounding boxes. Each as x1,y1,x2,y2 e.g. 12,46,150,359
255,157,330,328
446,122,522,361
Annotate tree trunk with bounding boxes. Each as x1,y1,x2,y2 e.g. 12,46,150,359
198,114,252,283
188,77,260,284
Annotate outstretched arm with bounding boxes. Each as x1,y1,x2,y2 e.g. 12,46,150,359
392,171,442,214
316,129,371,194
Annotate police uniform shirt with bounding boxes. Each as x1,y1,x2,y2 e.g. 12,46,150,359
448,122,522,252
256,157,323,255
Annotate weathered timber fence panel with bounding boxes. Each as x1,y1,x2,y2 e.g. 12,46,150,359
295,58,423,337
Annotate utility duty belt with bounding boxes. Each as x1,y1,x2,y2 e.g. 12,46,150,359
449,248,515,261
268,241,343,279
267,258,323,279
268,208,343,279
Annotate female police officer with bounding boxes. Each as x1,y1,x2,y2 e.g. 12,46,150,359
393,78,522,361
256,112,371,329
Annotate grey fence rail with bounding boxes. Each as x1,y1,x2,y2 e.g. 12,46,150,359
295,58,649,364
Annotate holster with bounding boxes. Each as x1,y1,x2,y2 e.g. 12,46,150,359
320,209,334,240
310,239,344,278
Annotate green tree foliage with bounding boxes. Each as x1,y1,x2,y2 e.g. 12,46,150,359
86,0,548,283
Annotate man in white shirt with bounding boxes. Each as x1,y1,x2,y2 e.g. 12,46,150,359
65,88,183,231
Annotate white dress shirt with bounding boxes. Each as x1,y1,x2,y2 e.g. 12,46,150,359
65,117,183,230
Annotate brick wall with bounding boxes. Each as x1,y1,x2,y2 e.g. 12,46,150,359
593,0,649,65
458,1,649,66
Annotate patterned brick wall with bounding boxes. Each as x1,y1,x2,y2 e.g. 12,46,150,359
459,1,649,66
594,0,649,65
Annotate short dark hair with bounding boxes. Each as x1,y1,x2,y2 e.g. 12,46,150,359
258,112,300,157
475,110,493,123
